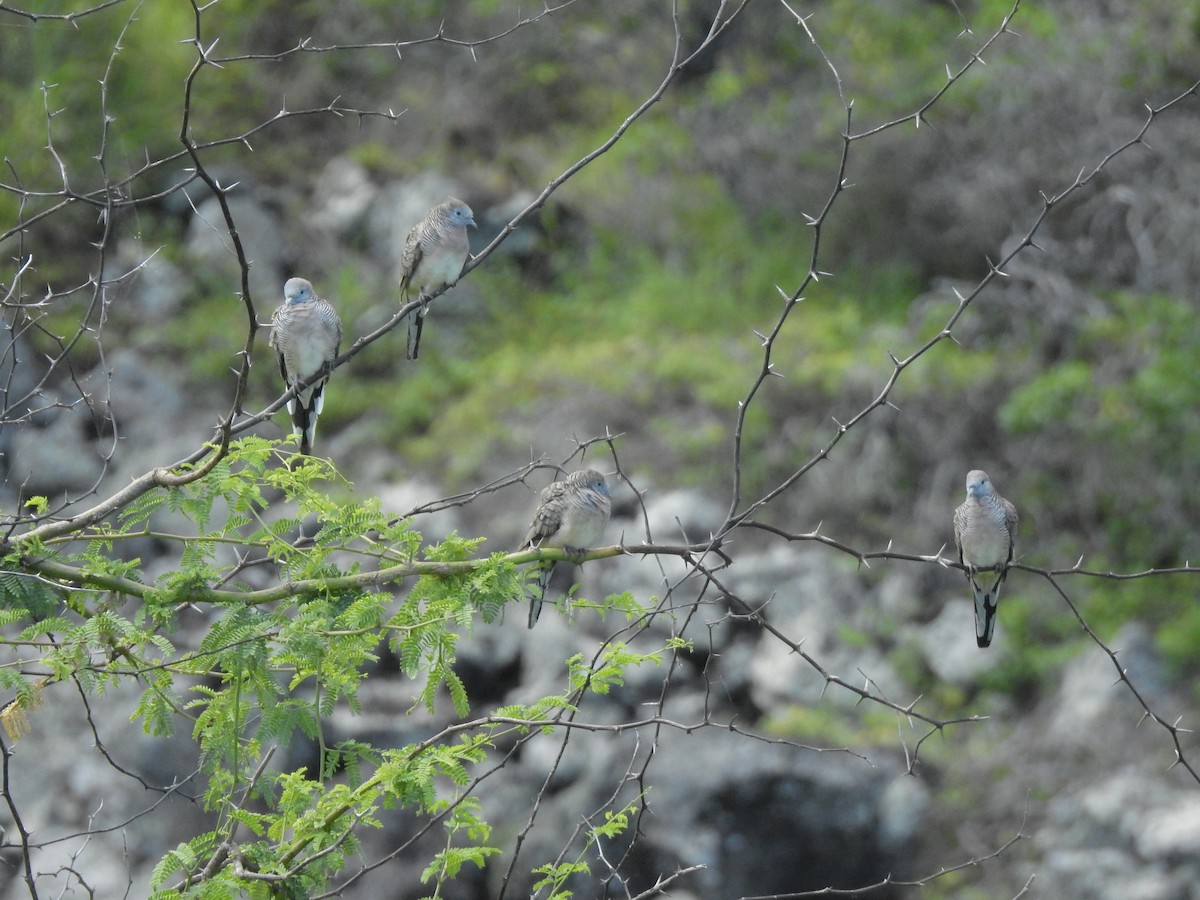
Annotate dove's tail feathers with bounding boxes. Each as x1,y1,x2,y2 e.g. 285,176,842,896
407,308,426,360
971,569,1007,648
527,562,555,628
973,585,997,648
292,384,325,456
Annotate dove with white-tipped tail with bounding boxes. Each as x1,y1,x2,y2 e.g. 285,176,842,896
520,469,612,627
953,469,1018,648
270,277,342,456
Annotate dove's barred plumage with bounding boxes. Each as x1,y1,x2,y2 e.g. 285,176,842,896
953,469,1018,648
398,197,476,360
521,469,612,627
270,277,342,456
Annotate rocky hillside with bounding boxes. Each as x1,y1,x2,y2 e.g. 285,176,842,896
1,0,1199,897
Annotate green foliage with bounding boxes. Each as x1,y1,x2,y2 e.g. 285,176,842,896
1072,568,1200,680
973,594,1087,699
0,5,195,272
567,641,661,695
420,797,500,895
763,702,900,747
796,0,1049,125
0,568,61,621
530,798,640,900
1157,608,1200,684
23,496,49,515
0,435,677,895
1020,292,1187,429
385,147,920,486
1003,292,1200,563
7,2,1196,895
0,437,587,894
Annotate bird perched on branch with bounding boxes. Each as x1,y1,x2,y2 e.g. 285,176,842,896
397,197,476,360
270,277,342,456
520,468,612,627
953,469,1018,648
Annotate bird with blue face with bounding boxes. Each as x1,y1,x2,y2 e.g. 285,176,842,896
397,197,476,360
953,469,1019,648
520,468,612,627
269,277,342,456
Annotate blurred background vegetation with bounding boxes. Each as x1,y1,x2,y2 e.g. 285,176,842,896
3,0,1200,727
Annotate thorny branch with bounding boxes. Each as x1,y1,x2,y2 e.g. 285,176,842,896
0,0,1198,896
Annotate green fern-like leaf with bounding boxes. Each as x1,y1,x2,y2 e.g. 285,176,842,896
118,489,169,529
132,670,180,737
0,569,61,620
150,840,198,888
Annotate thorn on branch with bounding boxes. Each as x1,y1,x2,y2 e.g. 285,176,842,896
201,38,224,67
984,255,1009,278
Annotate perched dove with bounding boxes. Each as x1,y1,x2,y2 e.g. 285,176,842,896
520,468,612,627
270,277,342,456
953,469,1019,648
397,197,476,360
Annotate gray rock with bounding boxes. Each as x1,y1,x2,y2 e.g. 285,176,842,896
88,350,188,440
1109,621,1170,703
643,487,726,544
1045,639,1139,749
733,545,910,709
647,731,922,896
1136,795,1200,861
1,681,207,900
312,157,378,238
878,776,931,853
115,238,191,323
1040,847,1180,900
8,409,104,496
374,478,467,545
185,192,285,305
915,597,1000,685
1035,769,1200,900
479,189,551,259
0,334,50,426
